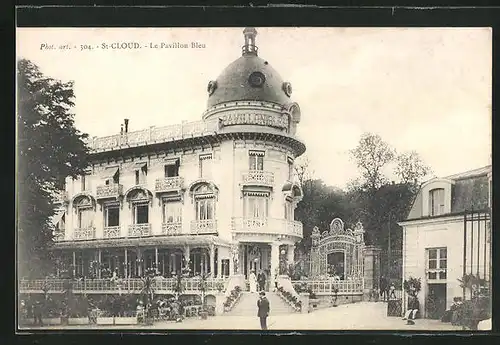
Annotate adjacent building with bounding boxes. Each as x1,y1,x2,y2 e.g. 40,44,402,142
399,165,492,318
50,27,305,284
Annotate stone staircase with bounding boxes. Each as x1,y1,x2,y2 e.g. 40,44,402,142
225,292,298,316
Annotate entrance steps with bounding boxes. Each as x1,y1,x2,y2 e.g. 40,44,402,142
225,291,297,316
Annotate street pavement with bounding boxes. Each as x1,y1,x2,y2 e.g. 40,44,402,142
21,302,464,331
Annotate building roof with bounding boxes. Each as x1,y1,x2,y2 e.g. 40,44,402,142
404,165,491,222
206,28,292,109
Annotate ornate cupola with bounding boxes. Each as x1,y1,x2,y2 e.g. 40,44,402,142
203,27,303,145
242,27,258,56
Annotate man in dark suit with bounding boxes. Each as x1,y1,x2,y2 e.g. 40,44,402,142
257,270,266,291
257,291,270,330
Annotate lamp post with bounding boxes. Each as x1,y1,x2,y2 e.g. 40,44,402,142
280,249,286,275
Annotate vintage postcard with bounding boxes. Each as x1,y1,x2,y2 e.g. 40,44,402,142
16,26,492,331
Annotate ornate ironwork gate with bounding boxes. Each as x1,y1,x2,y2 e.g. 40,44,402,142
310,218,365,280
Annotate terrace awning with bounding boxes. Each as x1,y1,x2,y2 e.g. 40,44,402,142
100,167,119,180
50,235,231,250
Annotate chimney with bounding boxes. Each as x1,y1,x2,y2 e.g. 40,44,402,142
124,119,129,133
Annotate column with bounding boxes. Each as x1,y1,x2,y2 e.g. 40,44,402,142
72,251,76,277
183,246,190,274
287,244,295,264
124,248,128,279
209,245,215,276
270,243,280,282
217,249,223,278
204,251,208,275
137,248,143,277
155,247,159,274
98,249,102,279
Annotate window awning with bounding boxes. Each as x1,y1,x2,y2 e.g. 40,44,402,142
100,167,119,180
50,211,65,227
135,162,148,170
164,158,180,166
249,150,265,157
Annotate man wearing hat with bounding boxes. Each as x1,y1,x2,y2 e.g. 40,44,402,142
257,291,270,330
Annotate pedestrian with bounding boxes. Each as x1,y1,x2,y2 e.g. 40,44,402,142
33,300,43,326
379,276,388,302
257,270,266,292
389,283,396,300
257,291,270,330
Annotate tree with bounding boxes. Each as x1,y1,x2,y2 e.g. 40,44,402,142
394,151,432,188
349,133,395,190
294,155,313,187
17,59,90,278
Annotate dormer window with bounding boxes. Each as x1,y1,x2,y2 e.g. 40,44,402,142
429,188,445,216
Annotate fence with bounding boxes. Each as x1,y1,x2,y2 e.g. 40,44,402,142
19,277,229,295
291,279,363,295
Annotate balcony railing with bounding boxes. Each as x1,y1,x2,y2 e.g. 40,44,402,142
86,118,220,152
290,279,364,295
232,217,303,238
103,226,121,238
162,222,182,236
241,170,274,187
73,226,96,240
155,177,184,193
19,277,229,294
190,220,217,235
96,184,124,200
128,224,152,237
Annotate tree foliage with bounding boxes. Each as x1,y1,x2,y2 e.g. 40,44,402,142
394,151,432,187
17,59,90,278
349,133,395,190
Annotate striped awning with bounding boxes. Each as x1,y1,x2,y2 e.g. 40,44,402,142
50,211,65,227
249,150,265,156
100,167,119,180
164,158,180,166
134,162,147,170
50,234,231,250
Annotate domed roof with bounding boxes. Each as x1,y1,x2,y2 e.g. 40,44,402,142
206,28,292,109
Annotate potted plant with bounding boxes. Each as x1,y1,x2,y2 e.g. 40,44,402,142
403,277,421,321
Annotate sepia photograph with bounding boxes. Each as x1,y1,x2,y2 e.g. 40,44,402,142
16,26,492,331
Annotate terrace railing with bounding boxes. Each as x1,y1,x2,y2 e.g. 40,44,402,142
291,279,364,295
19,277,229,294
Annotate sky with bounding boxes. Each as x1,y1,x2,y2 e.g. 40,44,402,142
16,27,492,189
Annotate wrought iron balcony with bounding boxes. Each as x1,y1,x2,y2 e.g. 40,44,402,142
96,184,124,200
128,223,152,237
241,170,274,188
231,217,303,238
103,226,121,238
155,177,184,193
73,226,96,240
190,220,217,235
162,222,182,236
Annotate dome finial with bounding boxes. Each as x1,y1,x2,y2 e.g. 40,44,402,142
242,27,258,56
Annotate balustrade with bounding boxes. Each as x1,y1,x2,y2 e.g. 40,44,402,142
128,224,152,237
162,222,182,236
87,119,220,152
96,184,123,199
73,226,96,240
155,177,184,193
53,232,65,242
18,277,229,294
290,279,363,294
241,170,274,187
103,226,121,238
232,217,303,238
190,220,217,235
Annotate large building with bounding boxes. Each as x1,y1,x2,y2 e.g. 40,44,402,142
399,165,492,319
50,28,305,284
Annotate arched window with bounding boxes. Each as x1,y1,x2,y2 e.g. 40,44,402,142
193,184,216,221
429,188,445,216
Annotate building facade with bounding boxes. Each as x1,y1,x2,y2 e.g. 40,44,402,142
399,165,492,319
50,28,306,285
